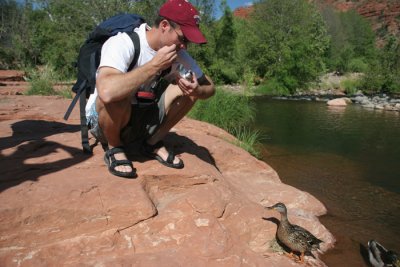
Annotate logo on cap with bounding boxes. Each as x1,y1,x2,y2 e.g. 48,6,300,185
193,15,201,25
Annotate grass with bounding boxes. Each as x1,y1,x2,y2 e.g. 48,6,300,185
230,126,264,158
341,78,362,95
254,79,291,96
188,87,263,158
25,65,73,98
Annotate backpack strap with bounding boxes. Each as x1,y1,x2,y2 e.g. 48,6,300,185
79,90,92,154
128,31,140,71
63,78,86,121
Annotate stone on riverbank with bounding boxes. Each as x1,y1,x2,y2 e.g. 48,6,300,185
327,97,351,106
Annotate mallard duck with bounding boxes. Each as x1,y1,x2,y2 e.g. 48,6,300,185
368,240,399,267
267,202,323,263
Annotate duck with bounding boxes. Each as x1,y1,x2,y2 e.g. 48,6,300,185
368,240,399,267
266,202,323,263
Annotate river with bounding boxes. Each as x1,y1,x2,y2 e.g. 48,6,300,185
253,97,400,266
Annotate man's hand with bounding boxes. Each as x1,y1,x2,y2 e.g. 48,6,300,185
177,72,200,96
151,44,178,71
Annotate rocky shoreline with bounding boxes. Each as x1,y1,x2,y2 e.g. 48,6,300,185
274,92,400,112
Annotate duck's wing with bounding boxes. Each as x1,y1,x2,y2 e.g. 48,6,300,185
292,224,323,248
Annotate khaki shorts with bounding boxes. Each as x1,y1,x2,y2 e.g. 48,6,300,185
87,91,166,146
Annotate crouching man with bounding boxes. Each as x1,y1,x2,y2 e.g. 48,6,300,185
85,0,215,177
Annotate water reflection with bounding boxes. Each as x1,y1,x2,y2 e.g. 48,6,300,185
326,105,347,115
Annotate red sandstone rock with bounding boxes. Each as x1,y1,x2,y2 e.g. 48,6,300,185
233,6,254,19
0,70,26,81
0,89,335,265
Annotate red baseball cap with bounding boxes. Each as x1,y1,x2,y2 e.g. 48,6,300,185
159,0,207,44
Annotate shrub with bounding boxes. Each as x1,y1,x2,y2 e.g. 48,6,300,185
347,58,368,73
189,88,254,129
254,78,290,96
341,79,362,95
188,88,262,157
209,59,240,85
26,65,58,96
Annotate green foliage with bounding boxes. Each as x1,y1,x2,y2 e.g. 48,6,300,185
239,0,329,93
347,58,369,73
191,1,241,85
341,78,362,95
188,88,262,157
3,0,167,78
255,78,290,96
1,0,396,97
0,0,25,68
363,35,400,94
215,1,235,60
191,0,216,25
26,65,58,95
208,59,239,84
188,87,255,130
322,7,377,73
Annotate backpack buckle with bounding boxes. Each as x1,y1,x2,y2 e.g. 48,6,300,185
136,91,156,100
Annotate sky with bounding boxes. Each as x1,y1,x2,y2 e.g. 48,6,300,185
15,0,254,19
224,0,254,11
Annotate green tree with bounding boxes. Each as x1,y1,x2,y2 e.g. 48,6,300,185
363,35,400,94
0,0,25,68
240,0,329,93
322,7,377,73
10,0,164,77
205,0,239,84
191,0,215,25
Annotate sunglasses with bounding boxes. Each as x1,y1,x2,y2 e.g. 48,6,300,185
172,27,188,44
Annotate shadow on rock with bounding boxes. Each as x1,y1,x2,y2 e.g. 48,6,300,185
125,132,219,172
0,120,91,192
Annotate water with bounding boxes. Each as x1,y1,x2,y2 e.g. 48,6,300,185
253,97,400,266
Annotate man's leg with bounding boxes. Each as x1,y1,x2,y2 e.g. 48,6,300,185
146,84,197,165
97,97,133,174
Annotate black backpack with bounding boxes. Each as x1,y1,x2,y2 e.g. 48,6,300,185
64,13,145,154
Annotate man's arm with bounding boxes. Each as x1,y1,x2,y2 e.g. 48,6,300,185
96,44,178,104
195,74,215,99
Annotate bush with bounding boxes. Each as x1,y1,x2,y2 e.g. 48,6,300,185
341,79,362,95
208,59,240,85
188,88,262,157
362,70,385,94
347,58,369,73
254,78,290,96
189,88,254,129
25,65,57,96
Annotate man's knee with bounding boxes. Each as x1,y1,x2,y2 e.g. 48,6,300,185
97,97,131,127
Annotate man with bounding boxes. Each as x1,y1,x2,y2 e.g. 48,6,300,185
85,0,215,178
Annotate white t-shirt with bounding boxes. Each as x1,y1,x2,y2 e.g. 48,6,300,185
85,23,203,117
